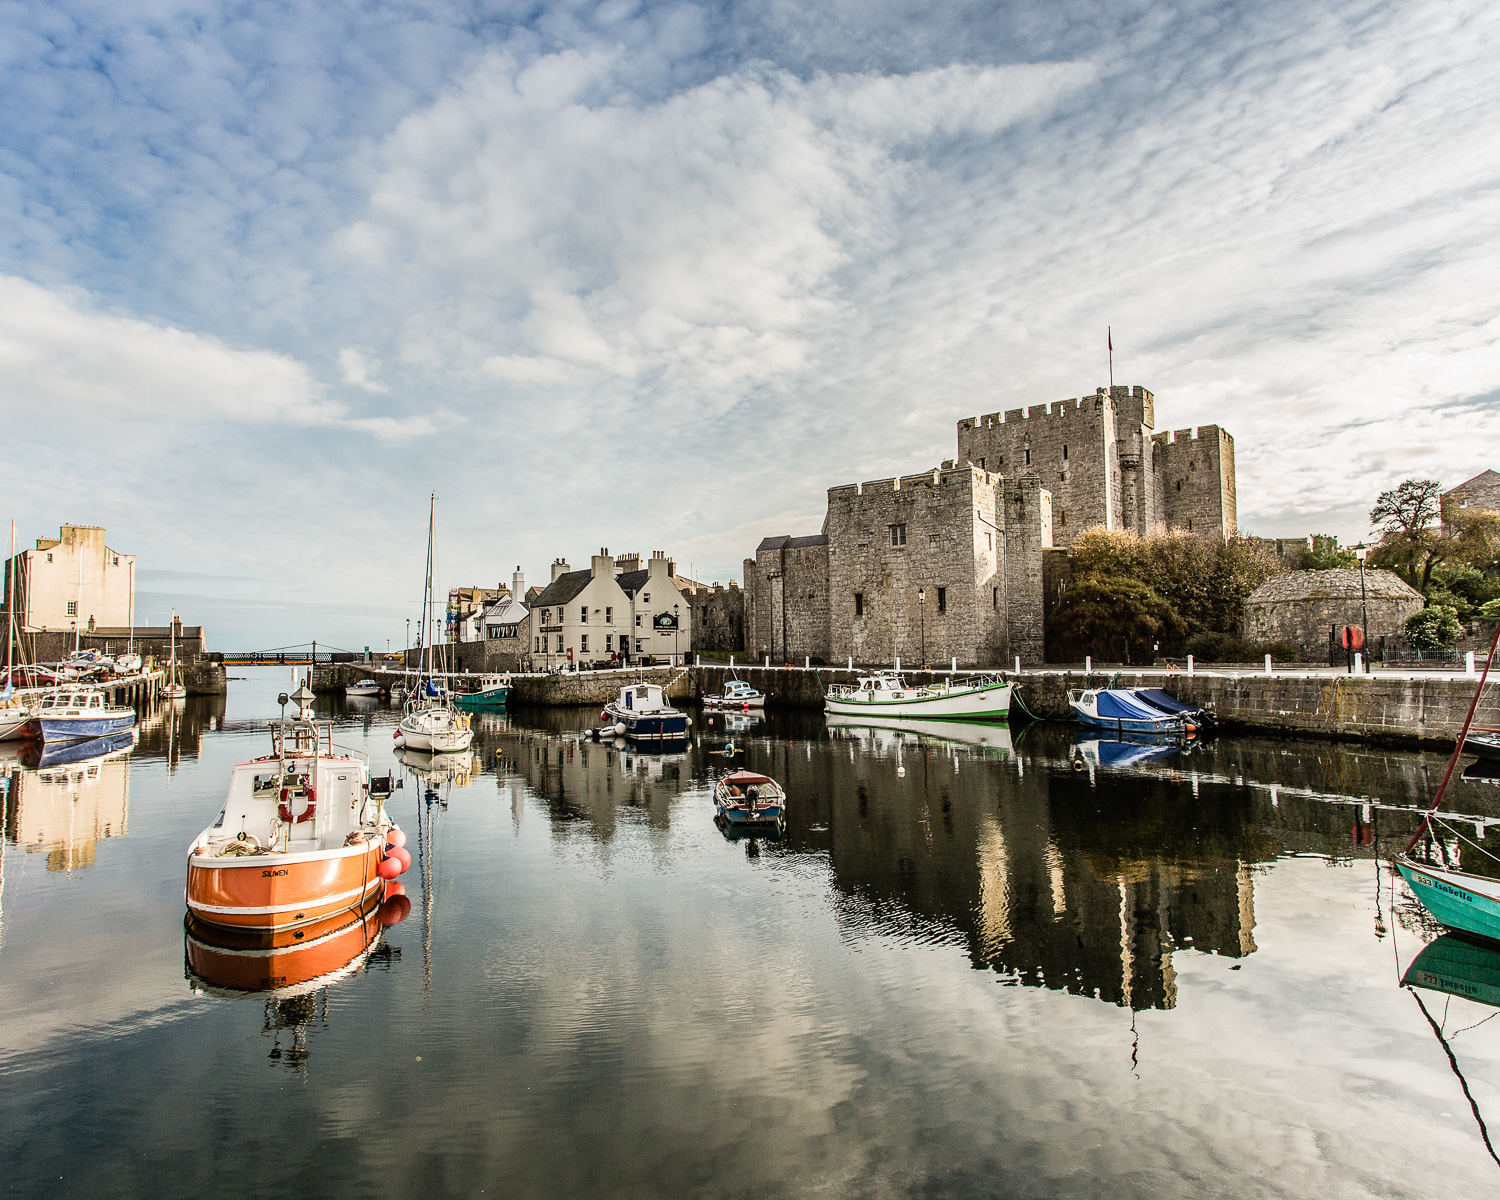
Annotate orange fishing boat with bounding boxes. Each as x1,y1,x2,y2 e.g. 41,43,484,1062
185,698,409,931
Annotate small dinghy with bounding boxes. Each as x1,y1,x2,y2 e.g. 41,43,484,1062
1067,687,1188,735
714,770,786,828
703,680,765,710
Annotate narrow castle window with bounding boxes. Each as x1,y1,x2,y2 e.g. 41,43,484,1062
888,523,907,547
1024,449,1032,466
992,588,999,611
978,457,986,469
1063,445,1068,460
985,532,992,551
853,592,866,616
1060,511,1067,526
936,587,947,613
1187,519,1194,532
1175,481,1182,491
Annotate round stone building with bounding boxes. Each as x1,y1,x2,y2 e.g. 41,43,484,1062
1241,569,1425,661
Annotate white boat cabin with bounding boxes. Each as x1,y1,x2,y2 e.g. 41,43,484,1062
38,690,115,714
616,682,674,713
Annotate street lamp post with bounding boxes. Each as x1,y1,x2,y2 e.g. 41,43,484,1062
1353,543,1370,672
918,587,926,669
674,602,680,666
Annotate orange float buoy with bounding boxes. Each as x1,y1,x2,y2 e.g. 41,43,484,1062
386,827,407,850
379,895,412,926
377,856,403,880
383,880,406,899
388,846,412,873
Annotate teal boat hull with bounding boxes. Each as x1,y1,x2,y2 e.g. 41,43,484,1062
1403,935,1500,1009
1397,858,1500,943
454,689,509,711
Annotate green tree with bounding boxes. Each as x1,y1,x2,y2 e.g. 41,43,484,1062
1369,479,1500,590
1405,606,1462,653
1046,573,1187,663
1299,535,1357,570
1065,527,1284,642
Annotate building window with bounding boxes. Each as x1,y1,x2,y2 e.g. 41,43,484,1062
643,593,650,603
635,638,643,653
978,457,985,469
112,556,119,566
1063,444,1068,460
985,532,992,551
1187,519,1194,532
1060,510,1067,526
45,553,52,563
854,592,865,617
535,637,541,652
1024,448,1031,466
888,523,907,547
606,634,613,651
556,635,563,652
635,613,642,627
66,600,77,616
936,587,947,613
993,587,999,610
605,606,612,624
998,456,1004,466
542,608,551,626
1175,481,1182,491
581,634,589,652
580,605,588,623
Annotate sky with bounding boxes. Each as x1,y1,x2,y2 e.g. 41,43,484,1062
2,0,1497,650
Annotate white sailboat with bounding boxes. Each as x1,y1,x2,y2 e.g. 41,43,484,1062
396,496,473,754
1,519,37,741
162,608,187,699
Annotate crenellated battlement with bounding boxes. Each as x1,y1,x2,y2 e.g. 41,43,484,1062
1152,423,1231,446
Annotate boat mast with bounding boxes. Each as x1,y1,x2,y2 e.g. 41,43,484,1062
170,608,177,686
127,558,134,657
4,520,12,688
74,544,83,654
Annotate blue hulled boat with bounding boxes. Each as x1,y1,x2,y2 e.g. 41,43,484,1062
35,688,138,742
603,682,689,746
714,770,786,828
1067,687,1186,735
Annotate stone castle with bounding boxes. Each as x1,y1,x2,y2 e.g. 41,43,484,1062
744,384,1237,666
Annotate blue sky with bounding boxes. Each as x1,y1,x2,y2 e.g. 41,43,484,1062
2,0,1497,648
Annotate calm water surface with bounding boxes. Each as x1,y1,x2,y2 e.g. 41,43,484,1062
2,667,1498,1198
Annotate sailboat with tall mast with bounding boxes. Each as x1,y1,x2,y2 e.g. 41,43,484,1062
395,496,473,754
1,520,38,741
162,608,186,699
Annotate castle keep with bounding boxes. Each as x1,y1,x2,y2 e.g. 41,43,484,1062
744,384,1237,666
956,385,1235,545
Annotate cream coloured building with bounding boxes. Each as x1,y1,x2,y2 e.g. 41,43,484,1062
4,525,136,633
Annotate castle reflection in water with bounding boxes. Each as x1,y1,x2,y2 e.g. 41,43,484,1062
486,708,1498,1013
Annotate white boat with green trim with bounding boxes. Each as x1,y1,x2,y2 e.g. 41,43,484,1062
823,671,1012,722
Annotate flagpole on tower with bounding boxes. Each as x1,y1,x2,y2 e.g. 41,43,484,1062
1108,327,1114,391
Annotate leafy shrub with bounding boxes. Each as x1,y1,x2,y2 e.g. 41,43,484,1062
1480,598,1500,619
1184,632,1300,662
1406,606,1463,652
1045,573,1186,663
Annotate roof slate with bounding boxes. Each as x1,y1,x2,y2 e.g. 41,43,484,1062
529,570,595,608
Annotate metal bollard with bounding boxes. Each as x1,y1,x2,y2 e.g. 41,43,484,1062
1085,655,1091,674
1187,654,1194,676
1265,654,1272,676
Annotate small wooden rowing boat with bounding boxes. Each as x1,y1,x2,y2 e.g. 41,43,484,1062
714,770,786,827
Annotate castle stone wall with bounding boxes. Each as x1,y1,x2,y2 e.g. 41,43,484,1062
686,583,745,653
1159,425,1236,538
745,539,831,662
957,396,1116,547
1000,475,1052,664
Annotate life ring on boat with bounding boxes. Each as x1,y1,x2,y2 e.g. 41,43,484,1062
278,787,317,824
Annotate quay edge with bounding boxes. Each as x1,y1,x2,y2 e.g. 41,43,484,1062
313,662,1497,750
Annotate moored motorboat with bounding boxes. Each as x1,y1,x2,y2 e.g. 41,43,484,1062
1129,687,1215,731
24,728,136,770
1397,621,1500,943
824,672,1012,721
454,674,511,711
601,682,689,746
345,679,382,699
1067,687,1188,735
703,679,765,710
185,707,408,931
0,697,35,742
714,770,786,827
35,688,138,742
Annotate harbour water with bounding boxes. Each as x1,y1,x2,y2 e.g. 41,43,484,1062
2,667,1498,1197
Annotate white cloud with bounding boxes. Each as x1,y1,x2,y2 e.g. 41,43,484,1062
338,346,389,392
0,274,335,424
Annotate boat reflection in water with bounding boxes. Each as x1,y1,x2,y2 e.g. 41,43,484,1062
824,713,1014,757
1070,732,1184,773
185,893,405,1069
394,745,478,789
1403,935,1500,1008
7,731,134,871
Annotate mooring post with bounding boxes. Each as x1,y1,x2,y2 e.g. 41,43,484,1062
1467,651,1477,677
1187,655,1194,676
1264,654,1273,676
1014,656,1020,675
1085,655,1091,674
